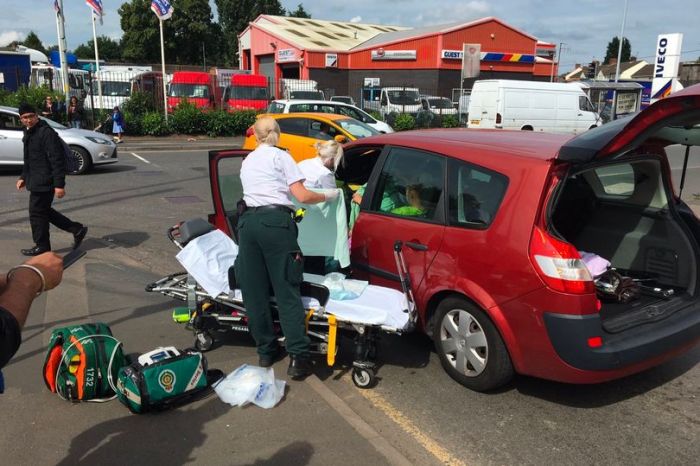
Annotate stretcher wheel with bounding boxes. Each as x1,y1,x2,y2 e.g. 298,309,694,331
194,331,214,352
352,367,376,389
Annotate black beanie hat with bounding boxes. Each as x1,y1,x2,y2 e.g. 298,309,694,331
18,102,36,116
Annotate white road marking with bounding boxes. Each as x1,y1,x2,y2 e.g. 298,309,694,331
130,152,151,164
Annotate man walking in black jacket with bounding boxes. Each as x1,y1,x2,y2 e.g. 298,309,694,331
15,103,88,256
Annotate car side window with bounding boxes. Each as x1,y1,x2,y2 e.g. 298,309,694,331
289,104,313,112
277,118,309,137
370,148,445,221
447,159,508,228
0,112,23,131
309,120,339,140
593,163,635,197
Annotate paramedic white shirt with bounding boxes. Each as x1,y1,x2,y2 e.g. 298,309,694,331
298,157,335,189
241,144,305,208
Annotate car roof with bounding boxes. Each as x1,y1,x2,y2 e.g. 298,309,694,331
345,128,571,163
260,112,352,122
272,99,352,107
0,106,18,113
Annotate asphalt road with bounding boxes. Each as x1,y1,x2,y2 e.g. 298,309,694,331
0,147,698,465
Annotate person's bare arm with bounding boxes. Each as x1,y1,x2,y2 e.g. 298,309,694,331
0,253,63,328
289,181,330,204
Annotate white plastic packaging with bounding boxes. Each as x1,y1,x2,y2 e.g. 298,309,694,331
214,364,286,409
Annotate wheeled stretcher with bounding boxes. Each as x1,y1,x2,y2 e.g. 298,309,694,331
146,218,417,388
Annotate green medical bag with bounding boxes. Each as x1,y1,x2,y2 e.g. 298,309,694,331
116,348,217,413
43,322,126,401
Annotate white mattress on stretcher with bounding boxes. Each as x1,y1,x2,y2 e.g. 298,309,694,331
176,229,411,331
229,284,410,330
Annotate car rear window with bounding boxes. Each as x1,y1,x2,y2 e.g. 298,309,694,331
267,102,285,113
447,159,508,228
277,118,309,137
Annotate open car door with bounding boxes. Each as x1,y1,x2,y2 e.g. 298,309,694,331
208,149,251,237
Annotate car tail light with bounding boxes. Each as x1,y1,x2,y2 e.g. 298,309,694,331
529,226,595,294
496,113,502,124
245,126,254,138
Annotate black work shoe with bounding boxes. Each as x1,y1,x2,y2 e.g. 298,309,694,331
21,246,49,256
72,226,88,249
287,355,313,380
259,347,285,368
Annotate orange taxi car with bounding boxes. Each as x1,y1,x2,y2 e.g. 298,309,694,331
242,112,380,162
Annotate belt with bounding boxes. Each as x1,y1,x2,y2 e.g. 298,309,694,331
247,205,294,214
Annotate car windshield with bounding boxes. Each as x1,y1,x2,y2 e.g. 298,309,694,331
290,91,324,100
169,84,210,98
428,98,454,109
332,97,353,104
387,90,420,105
231,86,268,100
40,116,66,129
336,118,380,139
92,80,131,97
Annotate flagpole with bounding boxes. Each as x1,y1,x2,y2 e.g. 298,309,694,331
160,18,168,122
91,11,103,111
56,0,70,116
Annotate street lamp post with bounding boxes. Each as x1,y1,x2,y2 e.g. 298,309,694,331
550,42,565,82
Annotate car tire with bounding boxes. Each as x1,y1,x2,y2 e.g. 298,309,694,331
433,297,513,391
68,145,92,175
521,125,533,131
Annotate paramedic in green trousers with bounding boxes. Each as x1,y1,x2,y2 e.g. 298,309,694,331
236,117,339,380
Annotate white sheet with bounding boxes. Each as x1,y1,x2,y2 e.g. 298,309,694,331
176,230,239,297
229,284,410,330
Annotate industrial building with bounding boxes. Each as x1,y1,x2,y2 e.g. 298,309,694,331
238,15,557,102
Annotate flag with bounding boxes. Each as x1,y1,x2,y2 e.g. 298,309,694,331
151,0,174,21
86,0,104,24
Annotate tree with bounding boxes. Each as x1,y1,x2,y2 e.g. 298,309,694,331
604,36,632,64
73,36,122,60
215,0,286,65
170,0,223,65
21,31,47,55
287,3,311,18
120,0,223,65
119,0,164,63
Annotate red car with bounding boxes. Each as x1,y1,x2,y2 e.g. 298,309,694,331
208,85,700,391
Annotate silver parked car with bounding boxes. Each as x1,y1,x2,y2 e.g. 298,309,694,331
0,106,118,174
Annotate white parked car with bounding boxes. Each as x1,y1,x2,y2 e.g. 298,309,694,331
419,95,458,115
266,99,394,134
0,106,118,174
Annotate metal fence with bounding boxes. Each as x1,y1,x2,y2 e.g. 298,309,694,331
10,71,473,130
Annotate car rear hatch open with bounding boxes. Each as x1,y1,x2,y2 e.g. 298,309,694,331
548,84,700,332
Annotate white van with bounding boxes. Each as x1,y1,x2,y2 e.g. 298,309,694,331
281,79,325,100
84,70,144,111
364,87,422,118
467,80,600,134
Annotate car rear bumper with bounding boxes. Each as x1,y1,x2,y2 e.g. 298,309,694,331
543,302,700,372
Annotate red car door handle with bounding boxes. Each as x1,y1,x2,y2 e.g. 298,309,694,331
405,241,428,251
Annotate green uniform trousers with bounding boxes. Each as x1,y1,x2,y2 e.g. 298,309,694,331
235,208,310,357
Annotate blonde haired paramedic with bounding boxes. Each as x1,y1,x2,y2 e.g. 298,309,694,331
235,117,339,380
297,140,343,189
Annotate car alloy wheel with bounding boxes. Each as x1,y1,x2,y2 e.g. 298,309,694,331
438,308,488,377
68,146,91,175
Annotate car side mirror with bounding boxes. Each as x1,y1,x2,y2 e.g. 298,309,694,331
334,135,348,143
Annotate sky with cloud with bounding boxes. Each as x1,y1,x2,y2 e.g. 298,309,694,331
2,0,698,71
